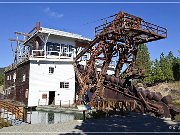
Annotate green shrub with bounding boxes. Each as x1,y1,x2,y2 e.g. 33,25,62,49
89,110,106,119
0,118,11,128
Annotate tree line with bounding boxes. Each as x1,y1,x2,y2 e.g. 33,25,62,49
0,45,179,86
0,68,4,86
136,44,180,84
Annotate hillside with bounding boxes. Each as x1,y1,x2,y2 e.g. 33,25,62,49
147,81,180,104
0,67,5,73
0,67,5,90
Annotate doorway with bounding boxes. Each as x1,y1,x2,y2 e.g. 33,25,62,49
49,91,55,105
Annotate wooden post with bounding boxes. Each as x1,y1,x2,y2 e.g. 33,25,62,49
121,101,124,115
60,100,61,108
129,101,132,112
102,101,105,111
3,106,5,119
98,101,100,110
29,107,32,124
83,110,86,121
0,110,2,118
6,111,8,121
23,107,27,122
38,99,40,106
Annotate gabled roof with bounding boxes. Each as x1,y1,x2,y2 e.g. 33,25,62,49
40,27,91,41
24,27,91,46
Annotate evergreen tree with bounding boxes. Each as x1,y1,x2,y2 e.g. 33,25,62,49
152,59,165,83
0,72,4,86
136,44,152,83
160,52,174,81
167,51,174,62
166,51,175,69
172,57,180,81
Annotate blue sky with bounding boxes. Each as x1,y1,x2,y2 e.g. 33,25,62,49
0,2,180,67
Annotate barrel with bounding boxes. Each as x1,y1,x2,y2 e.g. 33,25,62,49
145,90,150,97
105,75,111,81
161,95,172,104
118,79,124,87
152,92,163,101
140,89,146,98
141,90,150,98
147,92,155,100
114,77,119,85
110,76,115,83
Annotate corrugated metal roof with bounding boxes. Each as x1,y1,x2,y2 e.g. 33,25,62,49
40,27,92,41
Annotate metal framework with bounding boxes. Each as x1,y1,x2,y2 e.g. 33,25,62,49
74,11,179,118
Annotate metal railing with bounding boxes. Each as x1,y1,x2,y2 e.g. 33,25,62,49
38,99,73,108
31,50,74,59
95,12,167,38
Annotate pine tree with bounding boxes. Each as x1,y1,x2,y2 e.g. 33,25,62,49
172,57,180,81
136,44,152,83
160,52,174,81
0,72,4,86
167,51,174,65
152,59,165,83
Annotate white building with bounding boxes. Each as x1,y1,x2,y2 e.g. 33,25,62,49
4,24,91,107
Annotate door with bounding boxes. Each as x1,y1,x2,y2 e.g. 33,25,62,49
48,91,55,105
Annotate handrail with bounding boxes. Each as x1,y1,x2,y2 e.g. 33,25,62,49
95,12,167,38
31,50,74,59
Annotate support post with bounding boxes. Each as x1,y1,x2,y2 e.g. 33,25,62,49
38,99,40,106
129,101,132,112
60,100,61,108
83,110,86,121
29,107,32,124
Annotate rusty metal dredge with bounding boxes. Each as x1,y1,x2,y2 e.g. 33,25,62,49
74,11,180,119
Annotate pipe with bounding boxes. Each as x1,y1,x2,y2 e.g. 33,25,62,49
36,22,40,31
35,40,40,56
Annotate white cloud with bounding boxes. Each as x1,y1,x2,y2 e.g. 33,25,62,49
44,7,64,18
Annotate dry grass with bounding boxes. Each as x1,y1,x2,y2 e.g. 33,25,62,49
0,118,11,129
0,85,3,93
168,81,180,90
147,81,180,102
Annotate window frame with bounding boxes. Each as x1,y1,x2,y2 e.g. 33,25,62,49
49,67,54,74
22,74,26,82
60,82,69,88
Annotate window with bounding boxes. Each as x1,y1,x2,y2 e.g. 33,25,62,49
60,82,69,88
49,67,54,74
64,82,69,88
13,73,16,82
25,89,28,98
22,74,26,82
42,94,47,99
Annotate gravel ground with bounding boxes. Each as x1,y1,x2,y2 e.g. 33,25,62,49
0,112,179,135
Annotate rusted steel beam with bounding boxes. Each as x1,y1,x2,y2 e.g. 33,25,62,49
103,85,160,112
74,37,99,61
73,11,174,118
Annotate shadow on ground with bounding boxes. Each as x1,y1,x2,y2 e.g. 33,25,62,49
60,112,180,134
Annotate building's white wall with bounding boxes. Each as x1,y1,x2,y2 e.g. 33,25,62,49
28,60,75,107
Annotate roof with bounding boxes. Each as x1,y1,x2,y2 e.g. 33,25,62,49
40,27,91,41
24,27,91,46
